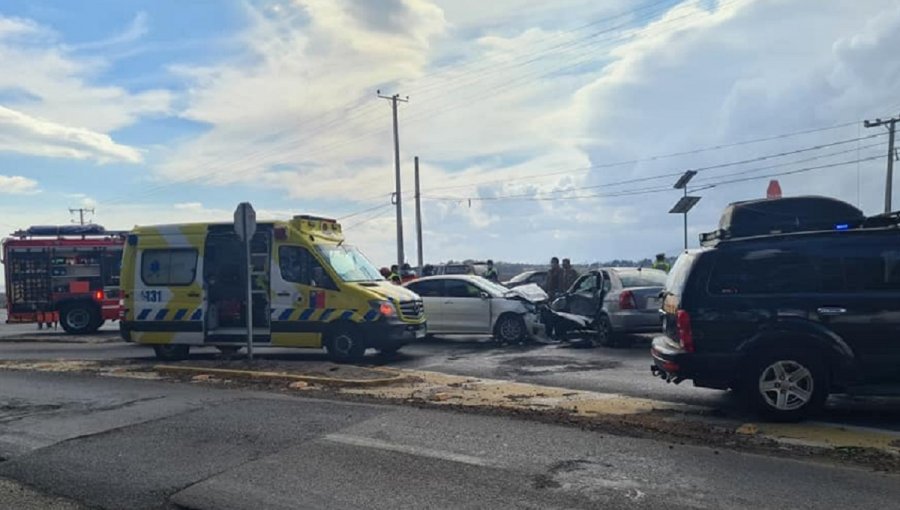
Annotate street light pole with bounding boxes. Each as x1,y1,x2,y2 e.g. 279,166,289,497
671,170,698,250
682,187,688,250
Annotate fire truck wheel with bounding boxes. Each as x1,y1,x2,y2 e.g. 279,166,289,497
60,302,100,334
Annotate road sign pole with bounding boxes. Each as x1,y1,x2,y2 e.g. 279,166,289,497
245,218,253,361
234,202,257,361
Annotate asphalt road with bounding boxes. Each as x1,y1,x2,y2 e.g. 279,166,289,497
1,369,899,509
1,327,897,431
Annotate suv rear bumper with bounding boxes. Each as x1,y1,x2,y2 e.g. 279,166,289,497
650,335,741,389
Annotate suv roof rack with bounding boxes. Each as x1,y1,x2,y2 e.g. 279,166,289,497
699,196,865,246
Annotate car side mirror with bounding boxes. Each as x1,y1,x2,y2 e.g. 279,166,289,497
480,291,490,300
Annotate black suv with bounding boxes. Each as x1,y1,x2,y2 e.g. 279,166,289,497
651,201,900,421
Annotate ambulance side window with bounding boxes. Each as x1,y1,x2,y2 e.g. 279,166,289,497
279,246,336,290
141,249,198,286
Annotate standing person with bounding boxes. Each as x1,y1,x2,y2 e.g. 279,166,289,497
652,253,671,273
484,260,499,283
542,257,564,341
561,258,579,292
544,257,564,298
389,264,401,284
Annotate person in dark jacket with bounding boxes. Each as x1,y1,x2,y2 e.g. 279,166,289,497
544,257,564,298
561,258,578,292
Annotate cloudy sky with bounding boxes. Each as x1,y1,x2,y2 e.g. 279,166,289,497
1,0,899,271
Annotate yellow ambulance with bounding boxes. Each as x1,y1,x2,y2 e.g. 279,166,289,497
119,215,426,361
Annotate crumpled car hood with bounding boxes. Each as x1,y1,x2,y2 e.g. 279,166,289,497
504,283,548,303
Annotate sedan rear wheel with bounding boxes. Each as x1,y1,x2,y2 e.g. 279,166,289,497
593,314,616,347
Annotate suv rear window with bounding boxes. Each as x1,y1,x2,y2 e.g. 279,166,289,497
665,252,697,296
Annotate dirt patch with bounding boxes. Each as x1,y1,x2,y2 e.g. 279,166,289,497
0,330,121,344
495,356,620,378
156,359,392,382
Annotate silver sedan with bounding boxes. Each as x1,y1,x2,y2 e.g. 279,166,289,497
551,267,668,347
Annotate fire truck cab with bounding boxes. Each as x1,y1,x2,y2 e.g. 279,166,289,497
2,225,125,334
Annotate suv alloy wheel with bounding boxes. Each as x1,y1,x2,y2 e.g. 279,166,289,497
743,349,828,422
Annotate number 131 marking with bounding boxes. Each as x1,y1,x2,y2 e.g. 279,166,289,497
141,290,163,302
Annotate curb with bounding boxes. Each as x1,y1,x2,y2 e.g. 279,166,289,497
0,337,121,344
153,364,412,387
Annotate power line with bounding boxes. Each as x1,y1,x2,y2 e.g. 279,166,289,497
425,134,886,201
337,200,393,221
423,119,866,194
343,204,397,230
423,154,883,202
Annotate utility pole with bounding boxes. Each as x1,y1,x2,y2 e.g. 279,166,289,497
378,90,409,269
864,115,900,213
68,208,94,225
414,156,424,276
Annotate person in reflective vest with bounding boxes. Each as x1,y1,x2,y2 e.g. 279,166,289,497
484,260,499,282
652,253,671,273
389,264,402,284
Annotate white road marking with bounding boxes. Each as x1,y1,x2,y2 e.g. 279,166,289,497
324,433,495,467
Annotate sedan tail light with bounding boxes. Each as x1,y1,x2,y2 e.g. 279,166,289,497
618,290,637,310
676,309,694,352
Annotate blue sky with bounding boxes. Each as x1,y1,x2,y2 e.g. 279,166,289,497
1,0,900,271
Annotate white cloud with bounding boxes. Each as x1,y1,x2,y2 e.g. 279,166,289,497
0,13,171,139
0,175,39,194
69,11,149,50
0,105,142,163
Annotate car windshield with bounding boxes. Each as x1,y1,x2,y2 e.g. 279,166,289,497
471,276,508,296
617,269,668,288
315,244,383,282
508,271,533,283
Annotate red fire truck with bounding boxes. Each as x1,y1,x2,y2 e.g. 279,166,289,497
2,225,126,334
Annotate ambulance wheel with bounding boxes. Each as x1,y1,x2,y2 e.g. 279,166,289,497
153,344,190,361
326,325,366,362
60,302,100,334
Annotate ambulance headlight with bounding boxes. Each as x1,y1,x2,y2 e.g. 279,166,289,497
370,300,397,317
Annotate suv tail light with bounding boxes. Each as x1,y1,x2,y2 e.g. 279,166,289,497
676,309,694,352
618,290,637,310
